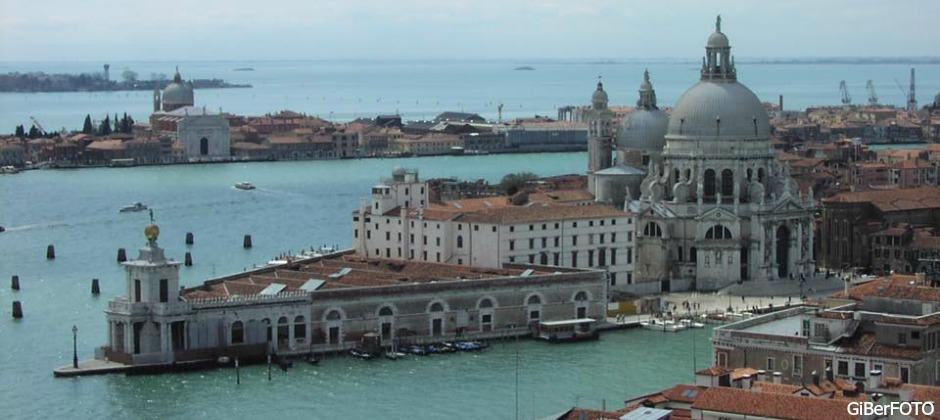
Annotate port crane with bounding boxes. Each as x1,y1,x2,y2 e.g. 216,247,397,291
893,68,918,112
839,80,852,106
866,80,879,106
29,116,46,135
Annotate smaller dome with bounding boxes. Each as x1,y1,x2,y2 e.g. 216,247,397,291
592,81,608,109
161,67,194,110
707,31,729,48
145,224,160,242
617,109,668,152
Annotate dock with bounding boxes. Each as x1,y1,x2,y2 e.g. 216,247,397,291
53,359,129,377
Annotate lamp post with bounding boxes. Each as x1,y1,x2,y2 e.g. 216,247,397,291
72,325,79,369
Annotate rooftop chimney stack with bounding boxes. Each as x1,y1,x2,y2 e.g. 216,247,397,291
773,371,782,384
757,370,766,382
868,370,882,391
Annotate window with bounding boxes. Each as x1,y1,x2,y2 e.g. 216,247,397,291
717,352,728,368
912,331,921,340
643,222,662,237
159,279,168,303
572,235,578,246
766,357,775,371
705,225,732,240
231,321,244,344
587,250,595,267
294,316,306,340
134,279,141,302
509,240,515,251
529,238,534,249
793,355,803,376
571,251,578,267
610,249,617,265
457,235,464,248
854,362,866,378
802,319,810,337
837,361,849,376
899,333,907,345
610,273,617,286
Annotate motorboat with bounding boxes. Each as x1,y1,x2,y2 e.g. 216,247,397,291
679,319,706,329
119,202,148,213
642,318,685,332
403,344,428,356
1,166,19,174
349,348,374,360
234,182,256,190
384,351,407,360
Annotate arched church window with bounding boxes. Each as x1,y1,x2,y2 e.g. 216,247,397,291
705,225,733,240
704,169,716,196
457,235,464,248
200,137,209,155
231,321,244,344
643,222,663,237
721,169,734,197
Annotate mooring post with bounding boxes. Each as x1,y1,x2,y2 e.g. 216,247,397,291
117,248,127,263
46,244,56,260
72,325,79,369
11,275,19,291
243,235,253,249
235,357,240,385
267,354,272,381
91,278,100,295
185,232,194,245
12,301,23,319
184,252,193,267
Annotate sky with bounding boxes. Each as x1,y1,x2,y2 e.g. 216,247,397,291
0,0,937,61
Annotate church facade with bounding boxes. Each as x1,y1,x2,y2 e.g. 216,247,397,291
149,67,230,161
622,17,816,294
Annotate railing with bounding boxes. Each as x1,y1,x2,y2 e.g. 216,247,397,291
106,299,149,315
185,291,310,309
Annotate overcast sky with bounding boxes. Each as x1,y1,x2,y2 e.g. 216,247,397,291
1,0,937,61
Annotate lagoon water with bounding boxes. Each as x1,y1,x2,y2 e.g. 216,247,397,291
2,59,939,132
0,152,722,419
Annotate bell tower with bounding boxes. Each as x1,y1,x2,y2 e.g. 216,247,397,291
122,215,180,305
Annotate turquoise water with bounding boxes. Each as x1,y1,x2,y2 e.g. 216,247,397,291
2,60,939,132
0,153,715,419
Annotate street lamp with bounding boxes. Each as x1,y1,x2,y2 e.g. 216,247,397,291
72,325,78,369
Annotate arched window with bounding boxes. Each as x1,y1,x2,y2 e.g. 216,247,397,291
478,298,494,309
705,225,733,240
378,306,394,317
704,169,716,196
294,315,306,340
231,320,244,344
430,302,444,312
574,291,589,301
757,168,765,184
326,310,342,321
644,222,663,237
457,235,464,248
527,295,542,306
200,137,209,155
261,318,272,342
526,294,542,322
746,168,753,182
277,316,289,343
721,169,734,197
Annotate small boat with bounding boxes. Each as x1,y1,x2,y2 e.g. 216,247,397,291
385,351,407,360
404,344,428,356
119,202,148,213
307,356,320,365
0,226,5,233
234,182,256,190
1,166,19,174
643,318,684,332
349,348,374,360
455,341,485,352
680,319,706,329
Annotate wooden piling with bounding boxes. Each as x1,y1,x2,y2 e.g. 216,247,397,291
185,232,194,245
46,244,56,260
184,252,193,266
243,235,252,249
267,354,272,381
235,357,240,385
11,275,19,291
91,278,100,295
116,248,127,263
12,301,22,319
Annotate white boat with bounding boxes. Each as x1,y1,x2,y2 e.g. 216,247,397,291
680,319,706,329
642,319,685,332
1,166,19,174
119,202,148,213
234,182,256,190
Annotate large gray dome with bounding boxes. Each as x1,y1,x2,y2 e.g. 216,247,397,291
592,81,608,109
618,109,668,151
707,31,729,48
162,68,194,110
666,81,770,139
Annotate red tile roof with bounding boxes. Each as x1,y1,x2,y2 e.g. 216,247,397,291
692,387,854,420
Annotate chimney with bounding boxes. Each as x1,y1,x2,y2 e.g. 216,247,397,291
825,366,833,382
773,371,782,384
868,370,882,391
741,374,752,390
812,371,820,386
757,370,767,382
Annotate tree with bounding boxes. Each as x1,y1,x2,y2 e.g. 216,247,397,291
28,125,41,139
98,115,111,135
14,124,25,138
500,172,539,196
82,115,93,134
121,69,138,83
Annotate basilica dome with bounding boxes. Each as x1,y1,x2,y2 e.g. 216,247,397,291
666,81,770,139
592,81,608,110
162,67,194,111
617,70,667,152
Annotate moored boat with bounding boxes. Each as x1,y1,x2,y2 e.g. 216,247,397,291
119,202,148,213
234,182,256,190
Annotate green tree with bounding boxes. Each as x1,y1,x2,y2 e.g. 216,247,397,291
82,115,93,134
28,125,41,139
500,171,539,196
14,124,25,138
99,115,112,135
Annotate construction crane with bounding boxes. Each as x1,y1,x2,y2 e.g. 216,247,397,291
29,116,46,135
839,80,852,106
894,68,918,112
866,80,879,106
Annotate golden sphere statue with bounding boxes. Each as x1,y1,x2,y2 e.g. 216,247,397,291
145,224,160,242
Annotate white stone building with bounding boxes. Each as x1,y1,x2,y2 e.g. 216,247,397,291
629,17,815,294
353,169,638,296
149,67,231,161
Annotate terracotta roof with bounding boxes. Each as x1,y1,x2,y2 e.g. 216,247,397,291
836,332,922,360
660,384,706,403
85,139,125,151
692,387,854,420
752,381,801,395
823,186,940,212
902,384,940,420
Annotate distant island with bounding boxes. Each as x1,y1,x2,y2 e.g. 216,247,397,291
233,67,255,72
0,71,251,93
514,66,535,71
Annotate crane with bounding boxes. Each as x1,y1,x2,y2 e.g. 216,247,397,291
866,80,878,106
894,68,918,112
29,116,46,135
839,80,852,106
